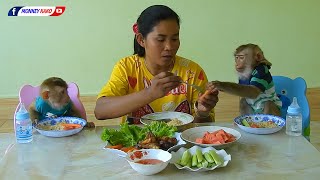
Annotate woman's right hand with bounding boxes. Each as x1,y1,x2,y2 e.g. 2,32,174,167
146,72,182,100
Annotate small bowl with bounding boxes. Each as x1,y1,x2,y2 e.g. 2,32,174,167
125,149,172,175
140,112,194,131
234,114,285,134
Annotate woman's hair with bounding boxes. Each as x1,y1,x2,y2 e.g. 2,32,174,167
133,5,180,57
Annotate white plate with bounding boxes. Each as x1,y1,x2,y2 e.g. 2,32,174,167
234,114,285,134
103,132,186,157
34,116,86,138
140,112,193,127
180,126,241,149
170,145,231,172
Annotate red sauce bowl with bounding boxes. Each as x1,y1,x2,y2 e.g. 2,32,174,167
125,149,172,175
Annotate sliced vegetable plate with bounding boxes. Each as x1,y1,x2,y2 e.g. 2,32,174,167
101,122,183,157
170,145,231,172
180,126,241,149
103,132,186,157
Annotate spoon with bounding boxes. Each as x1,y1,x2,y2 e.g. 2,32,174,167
140,118,172,124
180,81,205,93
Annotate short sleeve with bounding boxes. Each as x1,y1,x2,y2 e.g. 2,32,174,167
35,96,45,114
97,61,129,99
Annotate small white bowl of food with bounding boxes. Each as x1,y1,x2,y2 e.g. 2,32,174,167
125,149,172,175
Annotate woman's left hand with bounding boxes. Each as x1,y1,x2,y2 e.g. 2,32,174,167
197,84,219,113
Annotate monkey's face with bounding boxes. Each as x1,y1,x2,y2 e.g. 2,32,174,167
48,86,70,110
234,49,254,80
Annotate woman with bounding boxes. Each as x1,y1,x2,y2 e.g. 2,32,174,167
95,5,218,123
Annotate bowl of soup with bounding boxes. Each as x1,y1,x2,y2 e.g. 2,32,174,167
125,149,172,175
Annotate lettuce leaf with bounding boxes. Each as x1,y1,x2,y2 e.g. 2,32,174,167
147,121,177,138
100,121,177,147
101,123,146,147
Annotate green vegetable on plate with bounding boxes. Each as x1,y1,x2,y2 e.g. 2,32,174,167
242,119,251,127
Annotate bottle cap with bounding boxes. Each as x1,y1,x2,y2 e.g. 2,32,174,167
287,97,301,115
15,103,30,120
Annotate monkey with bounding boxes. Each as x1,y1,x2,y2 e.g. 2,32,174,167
28,77,95,128
209,43,282,116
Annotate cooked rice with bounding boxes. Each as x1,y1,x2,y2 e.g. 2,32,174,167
249,121,278,128
166,118,183,126
37,122,66,131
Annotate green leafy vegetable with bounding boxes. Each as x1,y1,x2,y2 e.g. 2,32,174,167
100,123,146,147
100,121,177,147
147,121,177,138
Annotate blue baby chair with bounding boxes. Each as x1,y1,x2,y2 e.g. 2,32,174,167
272,76,310,139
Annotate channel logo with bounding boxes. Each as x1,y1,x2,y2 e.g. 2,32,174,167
8,6,66,16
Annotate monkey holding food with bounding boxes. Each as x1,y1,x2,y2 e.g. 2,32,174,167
28,77,95,128
209,44,282,116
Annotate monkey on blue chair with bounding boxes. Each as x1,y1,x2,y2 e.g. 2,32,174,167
208,44,282,116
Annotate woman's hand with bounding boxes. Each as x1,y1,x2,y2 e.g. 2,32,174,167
146,72,182,100
196,83,219,115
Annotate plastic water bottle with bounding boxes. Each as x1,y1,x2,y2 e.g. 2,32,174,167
15,103,33,143
286,97,302,136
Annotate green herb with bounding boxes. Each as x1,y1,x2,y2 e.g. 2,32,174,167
100,121,177,147
100,123,146,147
147,121,177,138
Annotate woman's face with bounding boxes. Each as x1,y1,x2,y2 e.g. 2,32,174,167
142,19,180,67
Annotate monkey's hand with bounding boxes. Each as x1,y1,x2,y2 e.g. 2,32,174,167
85,122,95,128
32,119,39,127
208,81,223,91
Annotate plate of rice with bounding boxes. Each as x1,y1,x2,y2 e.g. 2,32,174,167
234,114,285,134
140,112,194,131
34,116,87,137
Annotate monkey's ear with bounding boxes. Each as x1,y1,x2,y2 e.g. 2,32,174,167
255,52,264,61
41,91,49,100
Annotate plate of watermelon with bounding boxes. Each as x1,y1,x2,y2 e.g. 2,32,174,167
180,126,241,149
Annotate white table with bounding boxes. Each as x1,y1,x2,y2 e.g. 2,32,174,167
1,122,320,180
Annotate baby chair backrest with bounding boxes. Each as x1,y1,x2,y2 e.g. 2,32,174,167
272,76,310,138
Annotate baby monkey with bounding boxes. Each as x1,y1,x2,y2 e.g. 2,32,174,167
29,77,95,128
210,44,282,116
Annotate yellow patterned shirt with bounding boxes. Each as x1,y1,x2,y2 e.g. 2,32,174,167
98,54,215,123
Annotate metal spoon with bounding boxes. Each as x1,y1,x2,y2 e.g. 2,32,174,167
181,81,205,93
140,118,172,125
